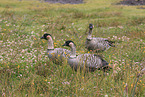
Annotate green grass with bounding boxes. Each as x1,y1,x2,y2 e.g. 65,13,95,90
0,0,145,96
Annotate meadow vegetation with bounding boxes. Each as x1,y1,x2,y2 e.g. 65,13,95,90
0,0,145,96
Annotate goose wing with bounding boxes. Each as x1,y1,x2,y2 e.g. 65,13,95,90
77,54,105,69
93,37,115,47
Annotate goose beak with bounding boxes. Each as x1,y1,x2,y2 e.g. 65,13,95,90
40,36,44,39
62,43,66,46
89,26,93,30
89,24,93,30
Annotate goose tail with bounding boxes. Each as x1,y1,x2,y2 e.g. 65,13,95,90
105,40,115,47
101,57,112,71
100,58,108,67
94,54,110,68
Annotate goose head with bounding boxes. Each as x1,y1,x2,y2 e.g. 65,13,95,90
41,33,54,49
40,33,52,40
62,40,76,58
62,40,75,47
89,24,94,30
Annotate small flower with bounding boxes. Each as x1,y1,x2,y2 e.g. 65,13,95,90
54,43,57,45
6,24,9,26
34,37,36,40
130,75,134,78
105,95,108,97
51,53,55,56
31,31,34,34
62,81,70,85
42,40,45,43
18,65,20,69
1,33,4,35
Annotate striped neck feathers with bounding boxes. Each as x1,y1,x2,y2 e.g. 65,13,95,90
69,42,76,58
47,36,54,50
87,29,92,39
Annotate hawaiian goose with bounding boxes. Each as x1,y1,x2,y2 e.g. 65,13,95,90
85,24,115,53
41,33,71,64
62,40,110,72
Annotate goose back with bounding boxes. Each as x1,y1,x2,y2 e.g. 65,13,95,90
68,54,108,72
86,37,112,52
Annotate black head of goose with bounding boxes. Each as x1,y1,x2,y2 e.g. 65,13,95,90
41,33,71,64
85,24,115,53
63,40,111,72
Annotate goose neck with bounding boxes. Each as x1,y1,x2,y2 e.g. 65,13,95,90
47,38,54,50
87,29,92,39
70,44,77,58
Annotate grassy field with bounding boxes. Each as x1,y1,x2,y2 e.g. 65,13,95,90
0,0,145,96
